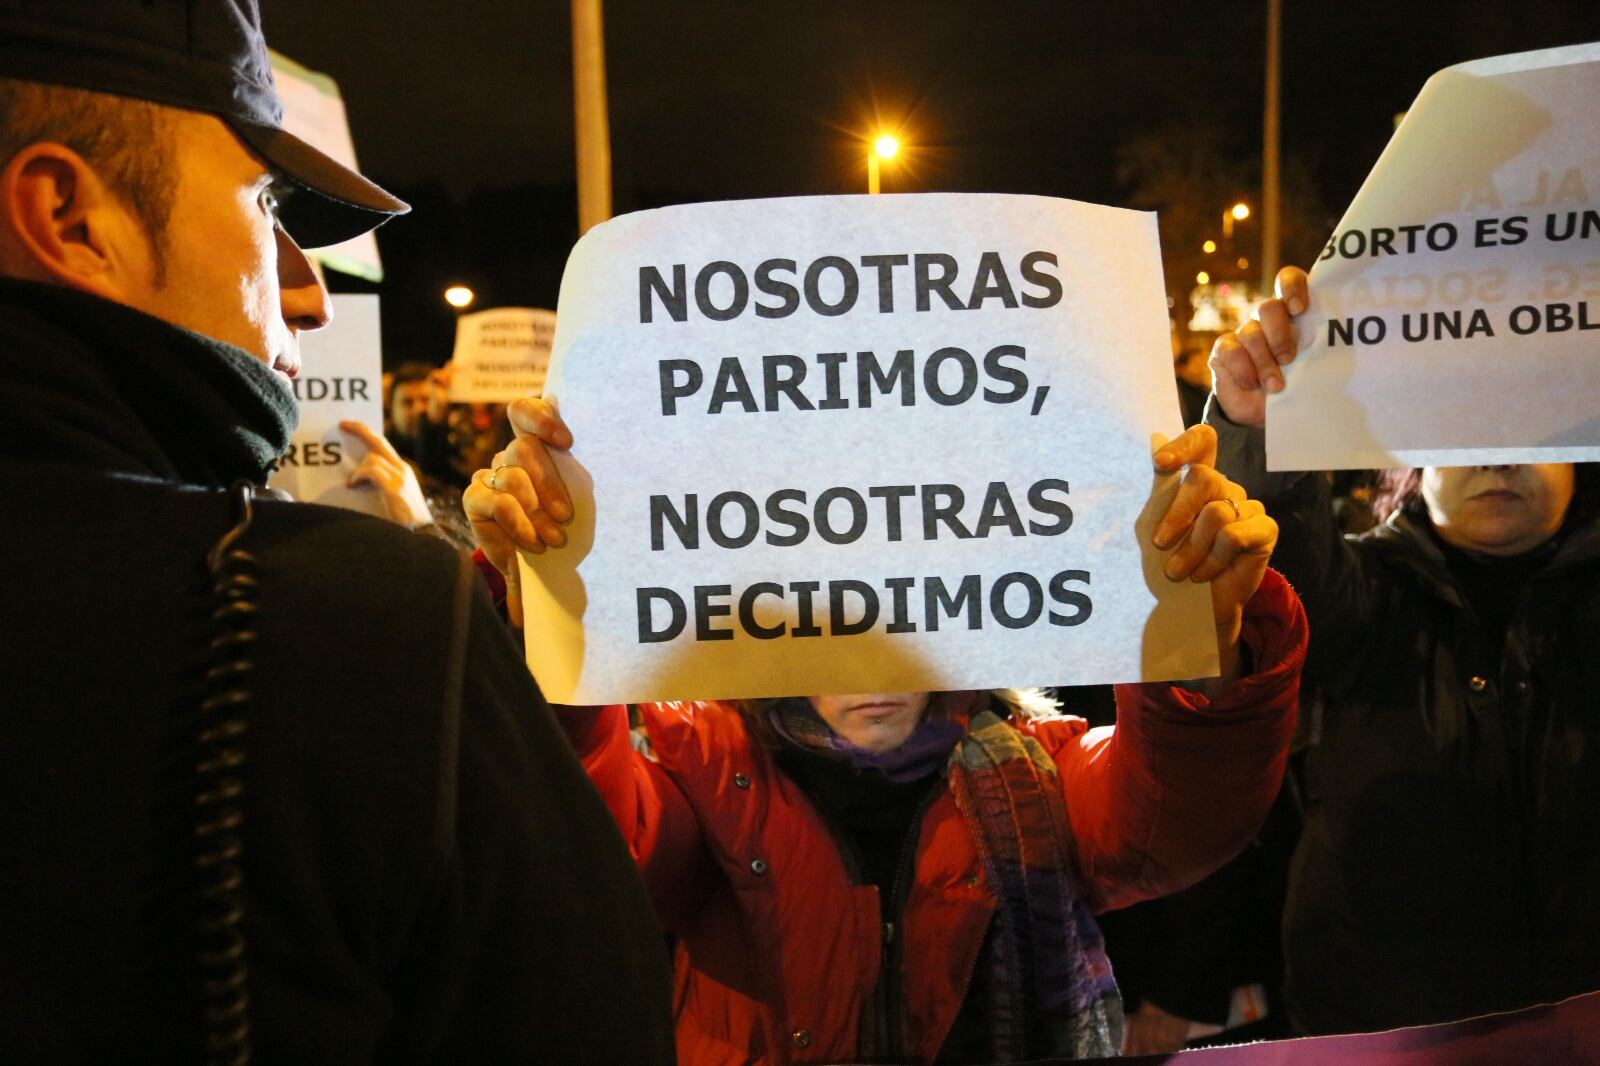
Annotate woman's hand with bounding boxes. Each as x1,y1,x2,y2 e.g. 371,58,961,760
1151,423,1278,680
1123,1000,1194,1056
1208,265,1309,427
340,420,432,529
462,397,575,627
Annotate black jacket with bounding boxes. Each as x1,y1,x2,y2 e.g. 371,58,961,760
0,279,675,1063
1212,408,1600,1034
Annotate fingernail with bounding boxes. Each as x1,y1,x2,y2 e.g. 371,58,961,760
1154,448,1177,467
1163,554,1185,580
1288,297,1306,315
543,525,567,547
1267,375,1284,393
548,499,571,521
1152,526,1173,550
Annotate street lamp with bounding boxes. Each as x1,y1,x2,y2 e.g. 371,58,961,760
444,285,475,310
1222,201,1250,238
867,134,899,195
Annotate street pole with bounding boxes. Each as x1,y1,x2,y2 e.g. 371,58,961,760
867,152,880,195
1262,0,1282,293
572,0,612,235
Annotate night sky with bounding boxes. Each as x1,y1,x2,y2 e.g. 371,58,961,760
262,0,1600,363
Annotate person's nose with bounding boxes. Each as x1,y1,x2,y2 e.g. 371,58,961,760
276,226,333,333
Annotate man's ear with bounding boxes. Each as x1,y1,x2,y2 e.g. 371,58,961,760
0,143,153,302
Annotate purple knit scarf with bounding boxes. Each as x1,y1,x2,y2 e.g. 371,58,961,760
946,710,1122,1059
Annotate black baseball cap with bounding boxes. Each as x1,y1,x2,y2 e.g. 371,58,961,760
0,0,408,248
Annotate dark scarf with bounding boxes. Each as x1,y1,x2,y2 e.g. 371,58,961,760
0,276,296,486
768,700,964,783
771,701,1122,1060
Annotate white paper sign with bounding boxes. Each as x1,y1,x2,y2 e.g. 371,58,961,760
269,50,385,282
268,294,386,516
516,194,1216,704
1268,43,1600,471
448,308,557,402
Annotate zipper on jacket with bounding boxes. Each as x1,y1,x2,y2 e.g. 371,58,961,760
875,785,942,1060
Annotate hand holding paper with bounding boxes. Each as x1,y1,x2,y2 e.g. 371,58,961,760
1209,266,1310,427
340,420,432,529
463,396,575,626
1150,424,1277,681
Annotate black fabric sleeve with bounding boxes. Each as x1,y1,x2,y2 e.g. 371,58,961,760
383,574,676,1064
1206,398,1378,679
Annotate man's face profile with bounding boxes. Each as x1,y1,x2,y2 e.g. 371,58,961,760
120,112,332,384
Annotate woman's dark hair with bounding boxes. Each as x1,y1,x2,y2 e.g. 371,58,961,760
1370,468,1423,524
1370,463,1600,527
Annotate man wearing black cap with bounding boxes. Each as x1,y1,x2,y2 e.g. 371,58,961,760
0,3,674,1063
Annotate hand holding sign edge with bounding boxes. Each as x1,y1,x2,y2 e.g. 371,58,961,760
463,396,576,627
340,420,432,530
1208,265,1310,427
1151,423,1278,682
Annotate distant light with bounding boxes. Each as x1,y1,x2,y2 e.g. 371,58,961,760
875,135,900,160
1196,271,1211,285
1218,283,1232,296
445,285,475,309
1202,240,1217,254
1237,257,1250,270
1231,202,1251,221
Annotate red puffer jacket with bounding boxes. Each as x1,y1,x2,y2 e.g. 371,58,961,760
556,570,1305,1065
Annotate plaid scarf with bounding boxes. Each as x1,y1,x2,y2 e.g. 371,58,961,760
770,701,1122,1059
948,710,1122,1060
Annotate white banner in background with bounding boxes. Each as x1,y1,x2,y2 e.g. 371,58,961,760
268,294,386,517
517,194,1216,704
1268,43,1600,471
448,307,556,402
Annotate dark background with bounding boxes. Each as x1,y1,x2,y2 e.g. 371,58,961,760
262,1,1600,366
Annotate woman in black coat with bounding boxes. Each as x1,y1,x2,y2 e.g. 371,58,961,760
1205,265,1600,1035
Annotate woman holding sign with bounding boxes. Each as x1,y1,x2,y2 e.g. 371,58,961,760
467,402,1306,1064
1208,265,1600,1036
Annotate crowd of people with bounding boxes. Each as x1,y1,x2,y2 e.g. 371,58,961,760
3,2,1596,1064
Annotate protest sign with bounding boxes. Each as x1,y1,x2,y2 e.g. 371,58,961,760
268,50,384,282
448,307,557,403
517,194,1216,704
1268,43,1600,471
267,294,386,517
